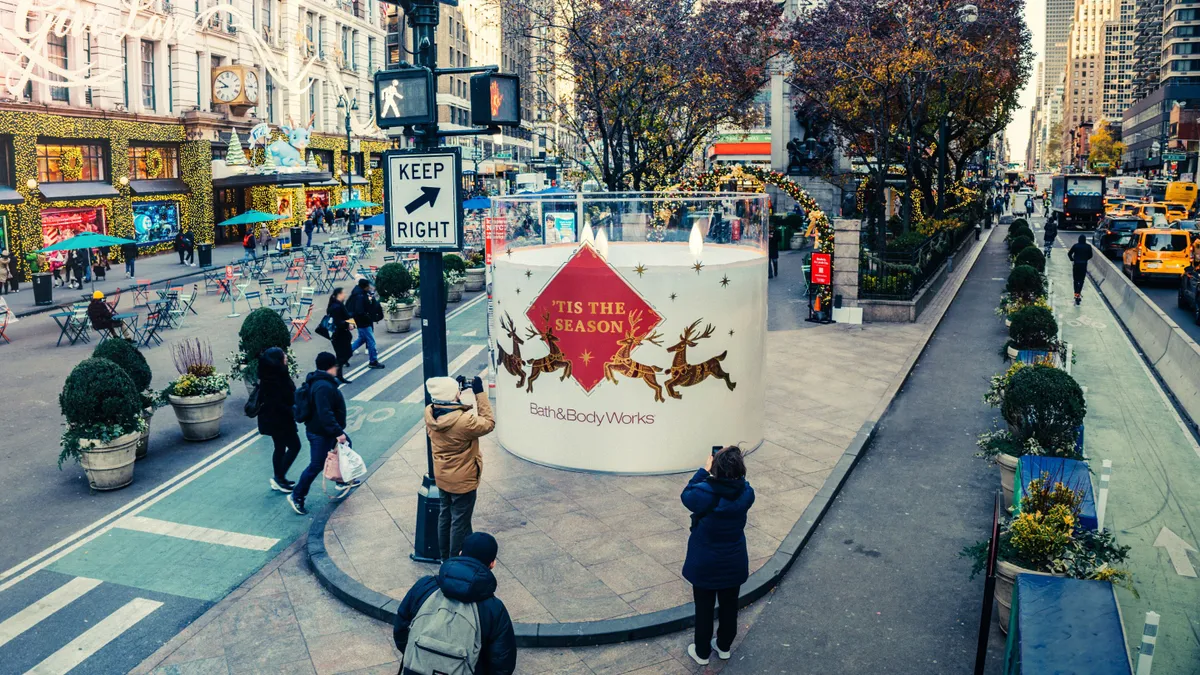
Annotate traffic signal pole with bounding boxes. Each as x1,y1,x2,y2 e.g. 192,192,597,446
409,0,448,563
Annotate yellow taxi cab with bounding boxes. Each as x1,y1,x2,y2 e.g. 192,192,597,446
1105,196,1128,214
1129,203,1172,224
1163,202,1189,223
1122,227,1194,283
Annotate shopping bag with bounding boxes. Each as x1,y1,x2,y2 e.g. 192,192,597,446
324,445,343,482
338,443,367,482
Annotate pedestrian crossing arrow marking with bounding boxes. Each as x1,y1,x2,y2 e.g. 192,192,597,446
1153,526,1197,577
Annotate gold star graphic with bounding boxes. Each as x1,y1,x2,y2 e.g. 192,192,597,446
525,270,532,279
579,350,594,366
692,261,704,274
719,275,731,288
634,263,647,277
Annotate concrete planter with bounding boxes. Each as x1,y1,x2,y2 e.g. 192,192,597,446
997,452,1019,507
465,267,486,291
136,408,153,461
168,392,228,441
79,431,140,491
447,280,465,303
385,304,416,333
413,298,421,318
995,559,1055,634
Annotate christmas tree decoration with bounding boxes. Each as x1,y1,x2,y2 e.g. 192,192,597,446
225,132,249,167
260,146,278,172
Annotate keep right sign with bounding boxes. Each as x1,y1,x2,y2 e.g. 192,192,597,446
383,148,463,252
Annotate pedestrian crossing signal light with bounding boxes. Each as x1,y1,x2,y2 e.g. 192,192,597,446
470,73,521,127
374,67,436,129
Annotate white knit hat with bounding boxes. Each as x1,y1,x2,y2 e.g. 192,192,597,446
425,377,460,403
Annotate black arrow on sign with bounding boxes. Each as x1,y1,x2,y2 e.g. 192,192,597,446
404,186,441,214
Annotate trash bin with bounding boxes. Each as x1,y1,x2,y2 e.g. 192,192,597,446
33,273,53,306
198,243,213,268
291,227,304,248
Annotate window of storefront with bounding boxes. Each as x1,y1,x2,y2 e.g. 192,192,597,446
141,41,156,109
36,142,106,182
0,136,13,187
41,206,107,270
128,144,181,179
132,200,180,244
48,32,69,102
307,148,334,172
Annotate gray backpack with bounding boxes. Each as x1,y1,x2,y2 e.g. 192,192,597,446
402,589,482,675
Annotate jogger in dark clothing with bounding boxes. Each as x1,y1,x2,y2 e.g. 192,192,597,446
1043,214,1058,259
257,347,301,493
1068,235,1093,305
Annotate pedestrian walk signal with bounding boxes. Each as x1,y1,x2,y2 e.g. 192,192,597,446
470,73,521,127
374,67,436,129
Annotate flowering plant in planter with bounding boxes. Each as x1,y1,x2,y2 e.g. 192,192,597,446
161,339,230,401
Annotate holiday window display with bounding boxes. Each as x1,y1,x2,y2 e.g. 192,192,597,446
131,201,180,244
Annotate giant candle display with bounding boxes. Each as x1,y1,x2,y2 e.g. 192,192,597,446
488,192,768,474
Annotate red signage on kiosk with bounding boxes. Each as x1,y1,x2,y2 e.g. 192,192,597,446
810,253,831,285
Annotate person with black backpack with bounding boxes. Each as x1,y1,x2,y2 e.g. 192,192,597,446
348,278,385,369
287,352,359,515
681,446,755,666
250,347,301,494
393,532,516,675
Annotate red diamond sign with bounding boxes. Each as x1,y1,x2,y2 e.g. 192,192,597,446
525,244,661,393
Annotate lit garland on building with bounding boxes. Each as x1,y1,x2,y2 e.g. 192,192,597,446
674,165,835,305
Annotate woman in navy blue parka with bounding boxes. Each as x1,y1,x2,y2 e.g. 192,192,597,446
681,446,755,666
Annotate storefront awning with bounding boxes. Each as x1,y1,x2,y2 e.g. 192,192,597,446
39,181,120,201
340,174,369,186
212,171,333,190
129,178,191,196
0,186,23,205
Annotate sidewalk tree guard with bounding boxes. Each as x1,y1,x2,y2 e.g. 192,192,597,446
674,165,834,307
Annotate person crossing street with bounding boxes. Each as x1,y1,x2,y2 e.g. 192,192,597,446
348,278,385,369
1068,234,1094,305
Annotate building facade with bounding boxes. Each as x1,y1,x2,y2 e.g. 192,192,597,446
0,0,394,280
1061,0,1117,166
1103,0,1138,128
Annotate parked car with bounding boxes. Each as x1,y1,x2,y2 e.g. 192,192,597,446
1092,216,1143,258
1177,241,1200,324
1123,228,1194,283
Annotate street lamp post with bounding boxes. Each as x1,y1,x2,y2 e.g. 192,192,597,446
337,95,359,200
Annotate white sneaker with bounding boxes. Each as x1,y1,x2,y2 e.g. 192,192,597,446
711,638,731,660
687,644,709,666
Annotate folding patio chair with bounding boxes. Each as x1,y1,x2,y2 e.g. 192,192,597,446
138,307,168,348
243,290,264,309
67,304,92,345
290,299,314,342
132,280,152,306
169,286,198,328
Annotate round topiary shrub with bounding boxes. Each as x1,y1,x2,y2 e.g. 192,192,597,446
1009,305,1058,350
1007,264,1046,301
1008,223,1034,242
1010,218,1029,231
237,308,291,382
375,262,413,301
93,339,152,392
59,358,143,466
1014,246,1046,273
1010,235,1035,256
1001,364,1086,455
442,253,466,275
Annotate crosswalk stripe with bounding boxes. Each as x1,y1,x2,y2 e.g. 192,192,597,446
352,353,424,402
0,577,102,649
401,345,487,403
114,516,279,551
24,598,162,675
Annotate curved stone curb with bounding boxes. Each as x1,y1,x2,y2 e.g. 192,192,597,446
308,226,996,648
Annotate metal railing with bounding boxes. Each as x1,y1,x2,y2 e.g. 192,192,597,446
859,223,975,300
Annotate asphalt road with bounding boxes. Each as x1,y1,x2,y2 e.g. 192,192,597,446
725,230,1009,673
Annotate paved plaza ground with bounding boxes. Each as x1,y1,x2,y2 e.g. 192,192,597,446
129,232,994,675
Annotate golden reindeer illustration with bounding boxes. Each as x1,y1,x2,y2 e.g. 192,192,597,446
496,312,527,389
603,310,666,402
665,320,736,399
524,311,573,392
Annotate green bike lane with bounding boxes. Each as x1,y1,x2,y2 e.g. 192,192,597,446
0,296,490,674
1045,241,1200,672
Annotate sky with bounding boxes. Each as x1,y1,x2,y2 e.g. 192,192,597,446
1005,0,1047,168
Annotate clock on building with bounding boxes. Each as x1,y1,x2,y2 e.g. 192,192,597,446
211,65,259,108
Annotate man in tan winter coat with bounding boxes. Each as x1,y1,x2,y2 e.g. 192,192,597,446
424,375,495,560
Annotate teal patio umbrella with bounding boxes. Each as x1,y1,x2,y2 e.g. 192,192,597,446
39,231,137,292
331,198,380,210
217,209,286,227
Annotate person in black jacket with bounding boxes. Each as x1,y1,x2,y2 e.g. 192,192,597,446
348,278,385,369
681,446,755,666
1067,234,1094,305
258,347,301,494
174,232,187,265
393,532,516,675
288,352,357,515
120,241,138,279
325,287,355,383
1043,213,1059,259
767,225,780,279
